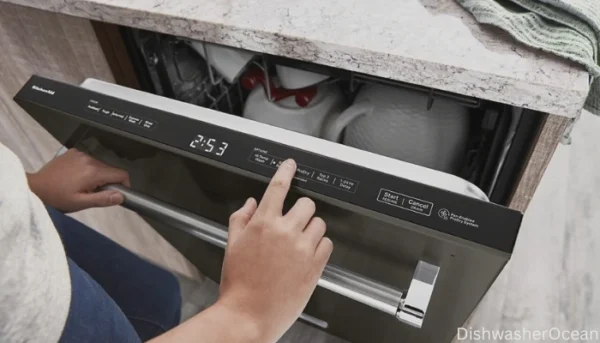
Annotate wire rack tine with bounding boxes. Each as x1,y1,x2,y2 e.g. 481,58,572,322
261,58,274,102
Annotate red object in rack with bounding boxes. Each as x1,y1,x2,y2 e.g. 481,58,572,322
241,68,318,107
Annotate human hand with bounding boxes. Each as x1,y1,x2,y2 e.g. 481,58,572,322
217,159,333,342
27,148,130,213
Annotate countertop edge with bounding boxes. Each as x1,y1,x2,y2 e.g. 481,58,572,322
2,0,590,118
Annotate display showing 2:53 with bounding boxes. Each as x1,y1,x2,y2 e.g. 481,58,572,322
189,134,229,157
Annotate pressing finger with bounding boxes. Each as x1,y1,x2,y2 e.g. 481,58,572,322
257,159,296,216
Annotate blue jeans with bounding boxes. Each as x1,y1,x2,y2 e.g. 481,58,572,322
47,207,181,343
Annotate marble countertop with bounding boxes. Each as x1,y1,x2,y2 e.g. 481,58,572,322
3,0,591,117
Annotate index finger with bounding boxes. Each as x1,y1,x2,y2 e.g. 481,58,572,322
257,159,296,216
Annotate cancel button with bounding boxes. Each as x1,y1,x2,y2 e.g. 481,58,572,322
406,198,432,215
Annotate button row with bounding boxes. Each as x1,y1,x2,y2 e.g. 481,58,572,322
376,189,433,216
85,101,156,130
248,150,358,193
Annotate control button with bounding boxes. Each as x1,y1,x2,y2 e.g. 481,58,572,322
110,110,127,120
127,115,142,125
250,152,272,165
334,177,358,193
404,197,433,216
294,165,314,182
377,189,433,216
313,172,332,185
100,108,111,116
295,165,314,178
142,119,157,130
86,103,101,113
377,190,402,206
270,157,284,168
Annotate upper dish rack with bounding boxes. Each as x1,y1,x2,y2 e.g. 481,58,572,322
123,28,531,204
214,52,483,113
138,32,482,114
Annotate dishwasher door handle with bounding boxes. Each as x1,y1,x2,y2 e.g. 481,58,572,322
104,184,439,328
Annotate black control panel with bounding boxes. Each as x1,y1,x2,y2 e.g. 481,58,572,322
85,99,158,129
249,149,359,193
15,76,523,254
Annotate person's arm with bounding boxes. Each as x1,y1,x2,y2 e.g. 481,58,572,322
26,149,130,212
149,158,333,343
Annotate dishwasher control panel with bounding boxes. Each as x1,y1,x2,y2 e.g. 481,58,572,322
249,148,359,193
15,75,523,254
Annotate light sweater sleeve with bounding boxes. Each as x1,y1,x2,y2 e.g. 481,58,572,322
0,143,71,343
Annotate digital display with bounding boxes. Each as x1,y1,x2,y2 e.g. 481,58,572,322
189,134,228,156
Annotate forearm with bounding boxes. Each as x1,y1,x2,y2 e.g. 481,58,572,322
147,302,265,343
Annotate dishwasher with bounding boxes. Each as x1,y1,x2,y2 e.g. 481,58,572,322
13,28,543,343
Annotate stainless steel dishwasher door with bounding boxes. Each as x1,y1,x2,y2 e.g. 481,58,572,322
74,135,507,343
14,76,519,343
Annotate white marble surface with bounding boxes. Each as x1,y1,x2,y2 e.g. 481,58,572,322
2,0,590,117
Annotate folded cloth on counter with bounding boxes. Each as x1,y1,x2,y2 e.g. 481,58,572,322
456,0,600,115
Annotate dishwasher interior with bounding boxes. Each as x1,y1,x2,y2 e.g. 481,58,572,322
15,26,543,343
120,28,544,206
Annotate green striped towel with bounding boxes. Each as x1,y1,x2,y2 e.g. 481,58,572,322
456,0,600,115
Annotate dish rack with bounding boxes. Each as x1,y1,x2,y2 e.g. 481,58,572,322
127,29,517,200
128,31,246,114
130,29,482,115
200,53,483,113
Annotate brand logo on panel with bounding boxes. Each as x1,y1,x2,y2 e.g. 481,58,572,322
31,85,55,95
438,208,450,220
